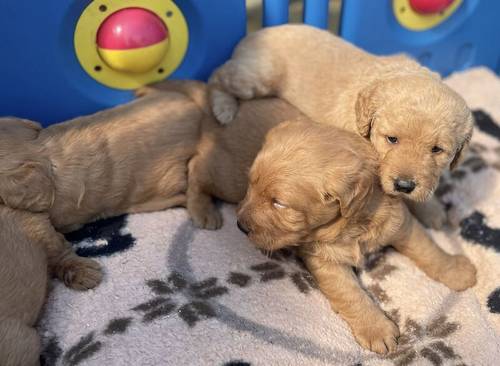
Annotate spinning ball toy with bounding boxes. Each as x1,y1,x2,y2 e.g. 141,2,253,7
75,0,188,89
96,8,170,74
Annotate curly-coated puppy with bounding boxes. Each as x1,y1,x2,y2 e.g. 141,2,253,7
236,121,476,354
0,91,200,233
209,24,474,229
0,205,102,366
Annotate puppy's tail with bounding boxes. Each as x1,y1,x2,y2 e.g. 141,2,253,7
135,80,210,114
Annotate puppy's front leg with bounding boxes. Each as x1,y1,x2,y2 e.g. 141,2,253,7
405,195,448,229
29,215,103,290
186,157,222,230
302,253,399,354
209,50,280,124
392,209,476,291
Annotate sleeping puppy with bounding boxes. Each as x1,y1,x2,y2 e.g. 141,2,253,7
236,121,476,354
0,91,200,233
136,80,310,229
0,206,102,366
208,24,474,229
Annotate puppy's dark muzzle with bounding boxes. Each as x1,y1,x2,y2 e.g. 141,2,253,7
237,220,249,235
394,179,416,194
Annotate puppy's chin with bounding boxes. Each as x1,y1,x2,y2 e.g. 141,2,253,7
250,232,300,252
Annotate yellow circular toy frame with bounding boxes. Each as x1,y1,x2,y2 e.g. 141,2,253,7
393,0,463,31
74,0,188,90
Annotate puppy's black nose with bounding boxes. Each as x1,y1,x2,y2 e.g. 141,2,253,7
237,220,249,235
394,179,416,194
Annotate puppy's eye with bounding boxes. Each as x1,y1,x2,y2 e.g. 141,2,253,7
386,136,398,144
431,146,444,154
272,199,287,209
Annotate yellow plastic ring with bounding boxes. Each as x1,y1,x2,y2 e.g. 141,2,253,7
393,0,462,31
74,0,188,90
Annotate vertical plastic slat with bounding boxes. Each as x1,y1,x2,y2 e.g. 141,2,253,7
263,0,289,27
303,0,329,29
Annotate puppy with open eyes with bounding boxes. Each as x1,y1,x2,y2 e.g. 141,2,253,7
0,205,103,366
235,121,476,354
208,24,474,230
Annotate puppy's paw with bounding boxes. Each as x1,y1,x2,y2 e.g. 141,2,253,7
438,255,477,291
352,315,399,354
190,206,223,230
216,60,266,99
422,207,448,230
210,89,239,125
58,256,103,290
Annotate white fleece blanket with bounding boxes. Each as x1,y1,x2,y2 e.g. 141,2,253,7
39,68,500,366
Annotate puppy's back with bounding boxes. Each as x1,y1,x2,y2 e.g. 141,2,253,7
201,97,310,203
34,91,202,230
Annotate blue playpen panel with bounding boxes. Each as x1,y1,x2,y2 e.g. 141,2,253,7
0,0,246,126
3,0,497,126
263,0,330,28
340,0,500,77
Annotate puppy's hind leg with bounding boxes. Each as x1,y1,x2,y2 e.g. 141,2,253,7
187,157,222,230
0,318,41,366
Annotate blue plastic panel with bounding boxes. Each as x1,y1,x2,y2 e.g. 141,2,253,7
263,0,329,29
0,0,246,126
303,0,329,29
263,0,290,26
339,0,500,77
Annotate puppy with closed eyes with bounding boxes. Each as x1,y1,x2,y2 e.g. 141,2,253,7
236,121,476,354
209,24,474,230
135,80,310,229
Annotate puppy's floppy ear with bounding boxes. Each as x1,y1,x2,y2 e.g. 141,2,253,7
355,82,380,138
16,118,42,132
450,132,472,170
450,116,473,170
322,160,376,218
0,160,55,212
0,117,42,139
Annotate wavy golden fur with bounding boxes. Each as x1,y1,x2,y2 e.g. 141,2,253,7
209,24,474,229
236,121,476,354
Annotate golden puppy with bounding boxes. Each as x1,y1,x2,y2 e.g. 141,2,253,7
0,91,200,233
0,205,102,366
137,80,309,229
209,24,474,229
236,121,476,354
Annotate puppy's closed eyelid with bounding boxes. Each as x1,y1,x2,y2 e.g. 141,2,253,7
272,199,287,209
